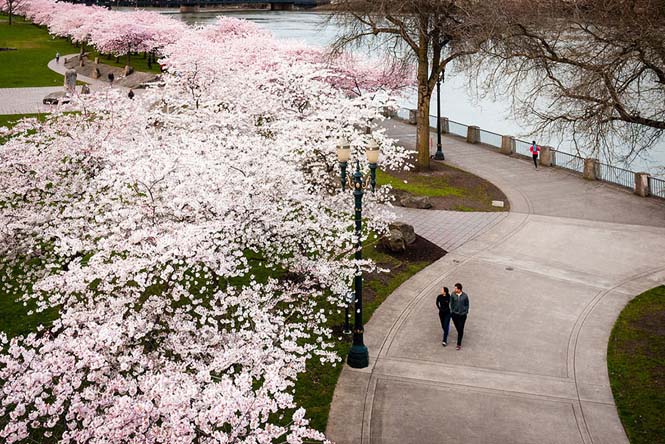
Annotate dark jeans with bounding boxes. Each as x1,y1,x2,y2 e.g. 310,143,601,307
451,313,467,346
532,154,538,168
438,311,451,342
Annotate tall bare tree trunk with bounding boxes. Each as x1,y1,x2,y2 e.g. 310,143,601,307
416,31,431,170
8,4,13,25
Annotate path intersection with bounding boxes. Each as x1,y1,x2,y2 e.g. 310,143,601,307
327,120,665,444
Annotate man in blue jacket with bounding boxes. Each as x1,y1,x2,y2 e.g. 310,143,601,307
451,283,470,350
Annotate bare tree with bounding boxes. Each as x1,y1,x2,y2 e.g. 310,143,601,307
329,0,501,169
473,0,665,163
2,0,25,25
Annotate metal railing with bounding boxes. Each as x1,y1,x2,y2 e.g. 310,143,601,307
395,107,664,200
479,128,502,148
650,177,665,198
447,119,468,138
598,163,635,190
551,149,585,174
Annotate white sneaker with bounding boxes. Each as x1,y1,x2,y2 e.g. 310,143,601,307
442,341,447,347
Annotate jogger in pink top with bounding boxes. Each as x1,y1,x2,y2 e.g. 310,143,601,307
530,141,541,168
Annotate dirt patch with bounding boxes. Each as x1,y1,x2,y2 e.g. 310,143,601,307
631,308,665,337
387,160,509,212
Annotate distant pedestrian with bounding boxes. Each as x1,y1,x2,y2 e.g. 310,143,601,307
107,72,114,85
451,283,469,350
55,52,60,64
436,287,452,346
530,141,541,168
128,89,135,100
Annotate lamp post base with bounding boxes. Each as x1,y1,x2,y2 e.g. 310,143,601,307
434,149,445,160
347,344,369,368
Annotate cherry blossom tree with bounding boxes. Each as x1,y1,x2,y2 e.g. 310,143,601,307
0,0,27,25
0,11,411,444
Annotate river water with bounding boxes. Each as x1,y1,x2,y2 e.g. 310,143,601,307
157,9,664,175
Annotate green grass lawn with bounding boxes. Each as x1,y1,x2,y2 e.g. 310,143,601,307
0,14,81,87
608,285,665,444
377,169,465,198
0,14,160,88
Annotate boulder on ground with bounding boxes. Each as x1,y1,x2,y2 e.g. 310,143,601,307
381,221,417,252
399,195,433,209
389,221,416,245
381,228,406,252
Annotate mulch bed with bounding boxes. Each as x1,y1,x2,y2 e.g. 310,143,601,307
390,160,510,212
364,235,446,305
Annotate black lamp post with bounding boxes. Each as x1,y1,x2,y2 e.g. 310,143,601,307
336,138,379,369
434,69,445,161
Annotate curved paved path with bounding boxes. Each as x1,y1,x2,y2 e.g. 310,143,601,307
327,120,665,444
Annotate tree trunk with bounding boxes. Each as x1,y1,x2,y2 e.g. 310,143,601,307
8,4,12,25
415,32,432,170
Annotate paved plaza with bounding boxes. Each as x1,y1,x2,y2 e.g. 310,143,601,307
327,120,665,444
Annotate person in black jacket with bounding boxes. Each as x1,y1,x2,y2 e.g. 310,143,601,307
451,283,470,350
436,287,451,346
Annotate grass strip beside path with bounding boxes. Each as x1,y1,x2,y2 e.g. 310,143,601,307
608,285,665,444
378,162,510,212
294,237,440,432
377,168,464,198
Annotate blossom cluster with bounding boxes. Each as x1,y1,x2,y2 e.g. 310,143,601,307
2,0,187,55
0,3,414,444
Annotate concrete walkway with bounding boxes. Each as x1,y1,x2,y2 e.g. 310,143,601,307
0,87,63,115
327,120,665,444
392,208,508,252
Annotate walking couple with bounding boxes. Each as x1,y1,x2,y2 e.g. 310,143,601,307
436,283,469,350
